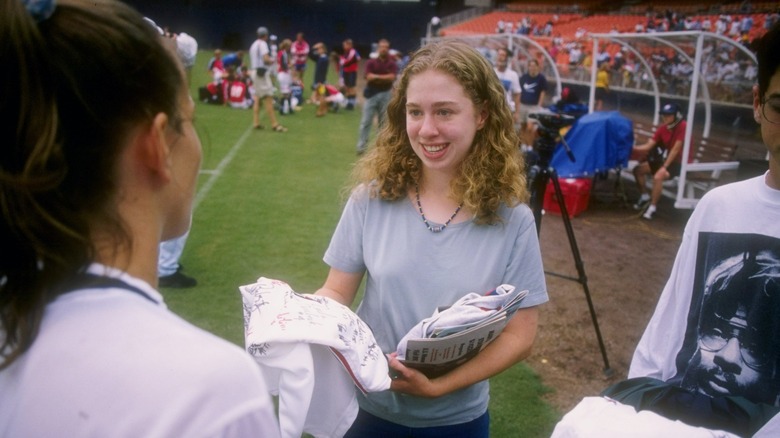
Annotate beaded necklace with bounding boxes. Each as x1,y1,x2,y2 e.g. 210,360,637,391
414,184,463,233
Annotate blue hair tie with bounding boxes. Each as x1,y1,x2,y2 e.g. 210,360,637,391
23,0,56,22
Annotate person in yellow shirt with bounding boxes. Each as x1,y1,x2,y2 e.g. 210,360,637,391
595,61,610,111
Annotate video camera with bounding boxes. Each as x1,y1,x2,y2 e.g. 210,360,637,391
527,112,577,164
529,112,575,132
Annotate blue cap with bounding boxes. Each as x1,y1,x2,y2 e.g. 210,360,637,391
659,103,680,115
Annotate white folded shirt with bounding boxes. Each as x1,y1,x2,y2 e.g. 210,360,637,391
240,277,391,438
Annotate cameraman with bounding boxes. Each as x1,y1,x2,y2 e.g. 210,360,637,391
631,103,687,220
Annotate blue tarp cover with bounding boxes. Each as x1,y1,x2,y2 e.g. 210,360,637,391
551,111,634,178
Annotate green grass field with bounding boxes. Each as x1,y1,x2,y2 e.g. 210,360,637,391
163,52,559,437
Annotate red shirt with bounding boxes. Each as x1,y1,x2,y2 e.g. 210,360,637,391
340,48,360,73
292,40,309,66
653,120,690,163
223,80,248,104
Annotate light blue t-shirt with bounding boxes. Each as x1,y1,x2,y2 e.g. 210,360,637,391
324,186,548,427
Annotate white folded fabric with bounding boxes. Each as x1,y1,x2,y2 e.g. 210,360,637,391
240,277,391,438
396,284,525,359
551,397,739,438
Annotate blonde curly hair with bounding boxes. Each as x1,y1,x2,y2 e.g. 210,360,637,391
350,40,528,225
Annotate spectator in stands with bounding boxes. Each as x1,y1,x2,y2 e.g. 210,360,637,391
631,102,688,220
765,11,779,31
730,17,742,38
568,43,583,79
0,0,279,434
517,17,529,35
716,16,728,35
622,56,638,88
596,45,611,67
741,14,754,36
716,55,742,85
612,50,625,73
544,19,554,37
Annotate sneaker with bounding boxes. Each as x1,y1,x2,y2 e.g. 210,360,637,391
642,205,656,220
158,269,197,289
633,196,650,211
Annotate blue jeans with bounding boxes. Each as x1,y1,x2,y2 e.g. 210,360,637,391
344,409,490,438
356,90,392,153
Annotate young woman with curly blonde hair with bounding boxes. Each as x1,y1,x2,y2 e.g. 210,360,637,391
317,40,548,437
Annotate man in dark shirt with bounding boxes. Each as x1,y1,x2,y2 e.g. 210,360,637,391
356,38,398,155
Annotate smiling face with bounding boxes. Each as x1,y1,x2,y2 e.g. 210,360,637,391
405,69,486,179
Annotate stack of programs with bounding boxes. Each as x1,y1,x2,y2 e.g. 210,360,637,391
395,284,528,378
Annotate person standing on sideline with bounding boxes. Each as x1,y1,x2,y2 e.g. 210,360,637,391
310,41,330,107
249,26,286,132
157,20,198,289
158,234,197,288
291,32,310,87
276,38,294,115
519,58,548,146
356,38,398,155
340,38,360,110
0,0,279,435
631,103,688,220
493,47,522,131
316,40,547,436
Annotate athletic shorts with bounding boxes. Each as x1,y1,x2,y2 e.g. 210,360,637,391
252,70,274,98
342,71,357,88
649,160,681,177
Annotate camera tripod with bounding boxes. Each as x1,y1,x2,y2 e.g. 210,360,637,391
526,114,613,376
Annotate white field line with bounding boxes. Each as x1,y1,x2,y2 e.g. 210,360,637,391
193,126,253,211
